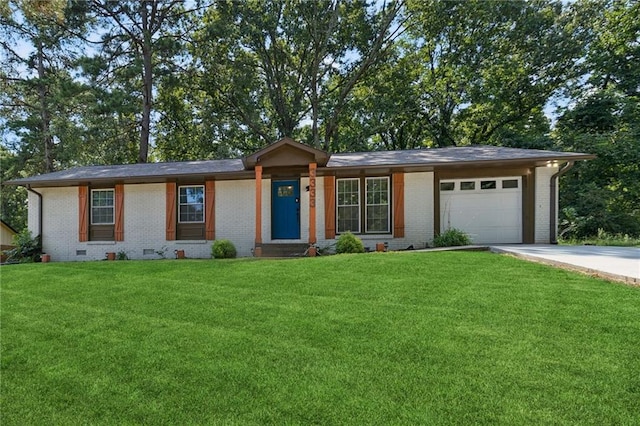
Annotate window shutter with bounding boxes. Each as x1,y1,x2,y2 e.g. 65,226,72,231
78,186,88,242
166,182,176,240
114,184,124,241
393,172,405,238
205,180,215,240
324,176,336,239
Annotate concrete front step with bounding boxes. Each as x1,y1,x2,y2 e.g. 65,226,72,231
260,243,309,257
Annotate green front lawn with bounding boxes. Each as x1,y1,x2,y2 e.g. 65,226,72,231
1,252,639,425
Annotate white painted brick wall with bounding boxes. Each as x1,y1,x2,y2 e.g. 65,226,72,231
216,179,256,257
35,187,78,261
535,166,556,243
404,172,434,249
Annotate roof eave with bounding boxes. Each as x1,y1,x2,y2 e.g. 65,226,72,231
3,170,257,188
325,154,596,172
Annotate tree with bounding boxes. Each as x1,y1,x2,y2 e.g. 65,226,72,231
89,0,190,163
191,0,405,154
1,0,89,173
404,0,584,147
336,46,429,151
554,0,640,238
0,146,28,231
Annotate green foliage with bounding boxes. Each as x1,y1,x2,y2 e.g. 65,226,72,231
116,250,129,261
553,0,640,239
335,232,365,254
560,228,640,247
432,228,472,247
4,228,41,263
192,0,402,151
555,91,640,238
404,0,583,148
211,239,237,259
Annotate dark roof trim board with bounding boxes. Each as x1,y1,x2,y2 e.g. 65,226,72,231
4,142,594,188
1,219,18,234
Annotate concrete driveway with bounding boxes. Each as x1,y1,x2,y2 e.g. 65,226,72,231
491,245,640,285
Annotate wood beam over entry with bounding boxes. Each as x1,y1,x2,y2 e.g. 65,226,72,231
254,165,263,257
309,162,317,247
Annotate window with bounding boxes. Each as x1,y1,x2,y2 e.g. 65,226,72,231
460,181,475,190
91,189,114,224
440,182,455,191
366,177,390,233
337,178,360,233
179,185,204,223
502,179,519,189
336,177,391,234
481,180,497,190
277,185,294,197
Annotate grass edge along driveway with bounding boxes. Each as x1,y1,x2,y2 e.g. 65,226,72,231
1,252,639,425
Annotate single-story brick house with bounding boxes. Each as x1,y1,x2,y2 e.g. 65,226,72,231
5,138,593,260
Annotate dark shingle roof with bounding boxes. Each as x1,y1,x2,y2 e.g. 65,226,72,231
4,145,593,187
327,146,592,168
6,159,245,185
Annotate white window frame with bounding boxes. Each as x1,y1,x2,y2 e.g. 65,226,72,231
365,176,390,233
178,185,205,223
336,178,361,234
90,189,115,225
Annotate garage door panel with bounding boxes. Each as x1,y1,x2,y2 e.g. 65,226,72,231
440,177,522,244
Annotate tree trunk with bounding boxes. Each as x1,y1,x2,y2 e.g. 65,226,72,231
37,39,54,172
139,2,152,163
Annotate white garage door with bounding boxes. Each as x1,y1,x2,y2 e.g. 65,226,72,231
440,177,522,244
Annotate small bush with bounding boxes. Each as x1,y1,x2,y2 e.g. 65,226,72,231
5,229,41,263
335,232,365,254
212,239,237,259
432,228,471,247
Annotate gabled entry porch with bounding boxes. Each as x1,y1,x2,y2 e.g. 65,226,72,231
242,137,330,257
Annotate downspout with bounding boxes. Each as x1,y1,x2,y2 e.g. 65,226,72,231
26,185,43,250
550,161,574,244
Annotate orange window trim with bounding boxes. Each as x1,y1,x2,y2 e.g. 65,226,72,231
205,180,215,240
393,172,405,238
166,182,176,240
78,186,88,242
114,184,124,241
324,176,336,239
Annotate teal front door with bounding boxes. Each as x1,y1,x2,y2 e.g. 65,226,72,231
272,180,300,239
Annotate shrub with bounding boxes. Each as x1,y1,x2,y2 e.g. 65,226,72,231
212,239,237,259
335,232,365,254
5,228,41,263
432,228,471,247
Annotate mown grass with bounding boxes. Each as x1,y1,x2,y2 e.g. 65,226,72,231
1,252,639,425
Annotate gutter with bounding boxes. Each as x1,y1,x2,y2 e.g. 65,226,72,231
550,161,574,244
26,185,43,248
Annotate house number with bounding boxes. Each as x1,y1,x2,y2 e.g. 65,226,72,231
309,168,316,207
